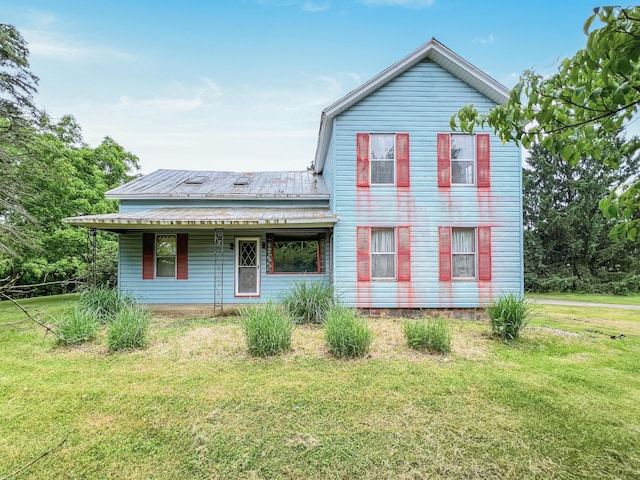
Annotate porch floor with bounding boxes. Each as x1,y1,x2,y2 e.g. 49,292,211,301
147,304,240,318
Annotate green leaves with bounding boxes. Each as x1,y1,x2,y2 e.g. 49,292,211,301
452,6,640,240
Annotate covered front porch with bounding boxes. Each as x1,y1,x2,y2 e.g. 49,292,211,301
64,206,338,312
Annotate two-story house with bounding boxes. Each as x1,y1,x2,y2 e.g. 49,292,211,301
64,38,523,310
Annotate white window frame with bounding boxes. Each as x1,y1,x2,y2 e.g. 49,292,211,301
451,134,476,186
235,237,261,297
155,234,177,278
371,227,396,280
451,227,477,279
370,133,396,186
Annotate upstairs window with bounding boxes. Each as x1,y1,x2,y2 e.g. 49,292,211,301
437,133,490,188
357,133,410,187
370,134,396,185
451,135,475,185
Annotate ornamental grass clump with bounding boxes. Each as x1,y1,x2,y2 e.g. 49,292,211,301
241,302,293,357
486,293,532,341
79,285,134,324
404,317,451,354
107,304,152,352
55,307,99,345
324,305,372,358
281,280,335,324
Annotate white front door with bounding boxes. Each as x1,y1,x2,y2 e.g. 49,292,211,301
235,237,260,297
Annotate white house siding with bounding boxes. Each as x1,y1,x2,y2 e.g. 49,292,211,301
330,60,522,308
119,230,330,304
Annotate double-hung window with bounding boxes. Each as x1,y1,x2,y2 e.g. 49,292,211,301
356,133,410,187
142,233,188,280
438,226,491,281
437,133,490,188
370,134,396,185
451,135,475,185
156,235,177,277
451,228,476,278
357,226,410,281
371,228,396,279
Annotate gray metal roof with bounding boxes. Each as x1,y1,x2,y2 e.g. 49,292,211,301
313,38,511,174
63,207,339,231
106,169,329,200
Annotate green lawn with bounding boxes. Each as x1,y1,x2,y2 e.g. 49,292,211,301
1,295,639,479
526,291,640,306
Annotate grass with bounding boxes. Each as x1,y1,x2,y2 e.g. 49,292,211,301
78,286,134,323
324,305,372,358
55,307,100,345
404,317,451,353
280,280,334,324
106,305,152,351
526,291,640,306
486,293,532,340
1,294,639,479
240,302,293,357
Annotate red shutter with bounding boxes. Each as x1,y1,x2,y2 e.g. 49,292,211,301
437,133,451,187
438,226,452,281
396,133,410,187
397,226,411,281
176,233,188,280
142,233,155,280
478,226,492,281
356,226,370,281
476,133,491,187
356,133,370,187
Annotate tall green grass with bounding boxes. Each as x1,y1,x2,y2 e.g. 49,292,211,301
107,305,152,351
324,305,372,358
54,307,99,345
240,302,293,357
486,293,532,340
281,280,334,324
78,286,134,324
404,317,451,353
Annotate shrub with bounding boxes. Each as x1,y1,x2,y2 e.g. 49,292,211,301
107,305,152,351
281,280,334,324
486,293,531,340
404,317,451,354
324,305,372,358
241,302,293,357
55,307,99,345
79,286,134,324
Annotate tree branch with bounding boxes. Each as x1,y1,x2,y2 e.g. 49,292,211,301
543,99,640,134
0,434,69,480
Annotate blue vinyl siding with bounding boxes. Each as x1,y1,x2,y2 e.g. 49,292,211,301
330,60,522,308
119,230,329,304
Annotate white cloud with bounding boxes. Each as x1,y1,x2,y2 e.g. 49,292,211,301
474,34,495,45
303,2,331,12
362,0,435,8
23,29,133,62
115,78,222,113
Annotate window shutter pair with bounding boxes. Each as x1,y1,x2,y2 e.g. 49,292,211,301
438,226,491,281
356,133,410,187
356,226,410,281
142,233,188,280
437,133,491,187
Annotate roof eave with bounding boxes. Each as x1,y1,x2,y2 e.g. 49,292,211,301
63,217,339,230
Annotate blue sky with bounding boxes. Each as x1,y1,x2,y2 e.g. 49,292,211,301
4,0,600,174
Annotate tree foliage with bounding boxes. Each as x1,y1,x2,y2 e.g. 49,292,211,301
524,142,640,293
451,6,640,238
0,24,140,294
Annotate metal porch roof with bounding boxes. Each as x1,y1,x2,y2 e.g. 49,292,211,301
106,170,329,200
63,207,339,231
